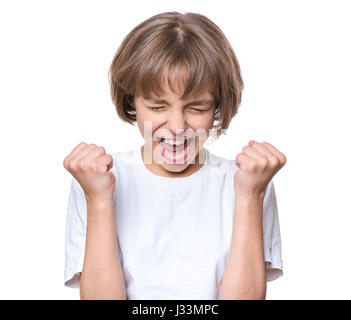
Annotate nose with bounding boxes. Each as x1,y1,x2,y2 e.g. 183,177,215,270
167,109,187,134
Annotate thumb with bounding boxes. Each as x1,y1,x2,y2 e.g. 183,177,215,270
105,171,116,183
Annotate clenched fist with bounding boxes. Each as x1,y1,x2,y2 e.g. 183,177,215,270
63,142,116,202
234,140,286,198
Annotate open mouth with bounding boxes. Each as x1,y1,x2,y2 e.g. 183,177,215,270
159,137,194,151
158,137,195,162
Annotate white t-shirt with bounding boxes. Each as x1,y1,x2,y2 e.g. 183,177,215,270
64,146,283,299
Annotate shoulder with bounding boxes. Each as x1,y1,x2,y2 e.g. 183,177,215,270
206,149,239,177
109,148,141,180
111,148,140,167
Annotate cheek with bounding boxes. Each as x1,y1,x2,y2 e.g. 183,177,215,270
137,118,163,141
136,119,144,137
192,115,214,132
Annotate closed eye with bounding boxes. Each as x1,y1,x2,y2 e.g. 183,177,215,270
149,106,165,110
149,106,206,112
191,108,206,113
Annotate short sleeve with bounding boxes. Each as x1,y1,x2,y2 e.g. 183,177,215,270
64,177,87,288
262,180,283,282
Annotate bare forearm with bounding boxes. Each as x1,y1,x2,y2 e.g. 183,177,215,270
220,193,266,300
80,199,127,300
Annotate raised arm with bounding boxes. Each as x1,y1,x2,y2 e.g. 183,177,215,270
220,140,286,299
63,142,127,300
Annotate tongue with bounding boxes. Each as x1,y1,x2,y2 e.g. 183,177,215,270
173,140,187,152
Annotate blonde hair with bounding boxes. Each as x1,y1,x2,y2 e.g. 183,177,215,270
108,11,244,137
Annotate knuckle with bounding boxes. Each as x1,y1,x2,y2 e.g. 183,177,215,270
78,159,89,170
260,158,269,167
79,141,87,147
104,155,112,164
281,153,287,165
97,146,106,153
68,159,77,170
270,157,279,167
248,161,257,171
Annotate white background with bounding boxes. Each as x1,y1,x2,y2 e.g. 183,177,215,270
0,0,350,299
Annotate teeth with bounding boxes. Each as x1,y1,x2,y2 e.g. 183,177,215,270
160,138,191,145
164,139,184,145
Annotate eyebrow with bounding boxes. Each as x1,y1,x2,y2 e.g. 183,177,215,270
144,97,213,107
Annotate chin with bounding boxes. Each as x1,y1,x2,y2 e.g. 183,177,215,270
160,161,191,173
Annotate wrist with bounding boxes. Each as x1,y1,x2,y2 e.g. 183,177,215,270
235,191,265,205
233,192,265,223
85,195,114,209
85,196,116,226
85,191,114,202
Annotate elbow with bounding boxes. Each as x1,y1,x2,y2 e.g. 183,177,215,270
80,278,127,300
220,284,267,300
80,289,127,300
220,292,266,300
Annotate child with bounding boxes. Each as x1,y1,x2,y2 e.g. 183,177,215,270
63,11,286,300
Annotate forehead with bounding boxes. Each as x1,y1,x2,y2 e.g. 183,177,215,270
143,96,214,107
144,81,213,101
142,64,214,98
143,91,213,101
